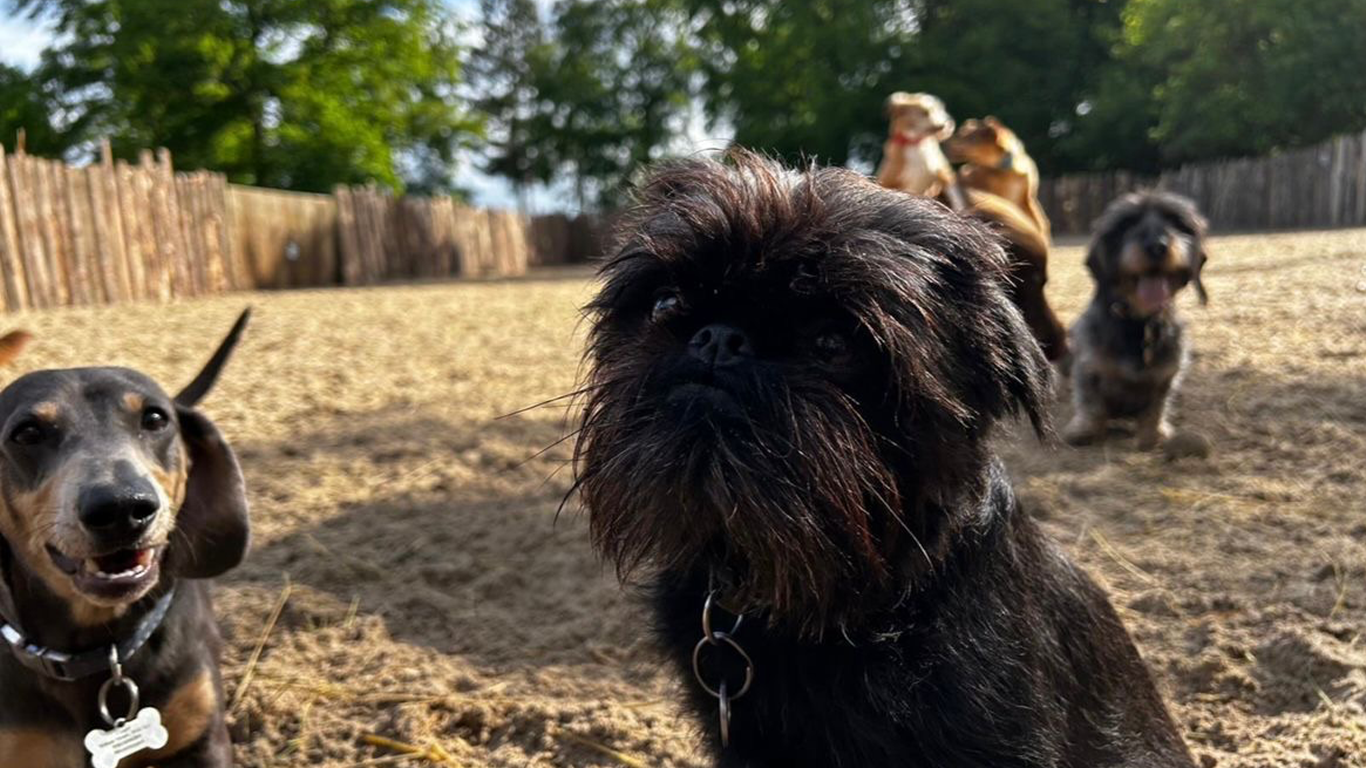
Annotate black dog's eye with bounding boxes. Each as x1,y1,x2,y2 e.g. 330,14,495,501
813,332,850,357
141,407,170,432
10,420,45,446
651,292,683,322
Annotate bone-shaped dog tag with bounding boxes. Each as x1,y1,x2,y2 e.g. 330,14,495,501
84,707,169,768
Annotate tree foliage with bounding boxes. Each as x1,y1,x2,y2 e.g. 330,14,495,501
537,0,694,207
8,0,477,192
5,0,1366,206
682,0,913,167
0,64,67,156
1104,0,1366,166
466,0,555,199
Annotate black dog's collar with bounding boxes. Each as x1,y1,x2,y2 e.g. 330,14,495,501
0,587,175,682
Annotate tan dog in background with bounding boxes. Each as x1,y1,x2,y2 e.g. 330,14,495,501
945,117,1049,238
875,92,963,208
0,330,32,368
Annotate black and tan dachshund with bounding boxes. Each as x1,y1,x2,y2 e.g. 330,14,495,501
0,310,250,768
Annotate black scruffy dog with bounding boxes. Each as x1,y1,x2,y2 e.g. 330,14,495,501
573,150,1195,767
1065,191,1209,450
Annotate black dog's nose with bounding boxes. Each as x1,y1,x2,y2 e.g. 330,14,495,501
77,484,160,536
689,324,754,367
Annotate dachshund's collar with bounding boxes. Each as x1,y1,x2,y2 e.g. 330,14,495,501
0,587,176,682
996,150,1017,172
892,131,930,147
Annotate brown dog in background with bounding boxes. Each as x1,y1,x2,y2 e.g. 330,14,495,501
961,191,1068,362
0,331,32,368
946,117,1050,239
875,92,964,208
940,117,1066,361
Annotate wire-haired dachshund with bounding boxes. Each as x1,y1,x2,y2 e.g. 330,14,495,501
1065,192,1209,450
0,310,251,768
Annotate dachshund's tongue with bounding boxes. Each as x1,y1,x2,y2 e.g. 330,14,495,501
1135,276,1171,313
91,548,154,577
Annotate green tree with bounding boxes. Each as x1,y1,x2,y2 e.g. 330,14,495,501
529,0,694,208
0,64,69,156
10,0,477,191
1100,0,1366,165
901,0,1126,174
467,0,556,203
682,0,912,167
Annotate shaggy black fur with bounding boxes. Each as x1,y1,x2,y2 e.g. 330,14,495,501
573,151,1195,766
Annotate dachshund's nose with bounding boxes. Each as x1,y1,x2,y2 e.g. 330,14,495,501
1145,235,1171,260
77,483,160,539
689,324,754,368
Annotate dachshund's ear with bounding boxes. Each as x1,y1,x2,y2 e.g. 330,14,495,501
1192,246,1209,306
167,407,249,579
1084,238,1110,282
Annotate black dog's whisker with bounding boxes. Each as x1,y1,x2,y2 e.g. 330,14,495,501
514,426,584,470
495,380,617,420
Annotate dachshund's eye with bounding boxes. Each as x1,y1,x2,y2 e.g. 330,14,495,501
813,332,850,357
651,292,682,322
10,421,45,446
141,407,170,432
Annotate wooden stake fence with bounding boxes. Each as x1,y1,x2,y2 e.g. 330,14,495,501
0,142,600,312
1041,129,1366,235
5,128,1358,313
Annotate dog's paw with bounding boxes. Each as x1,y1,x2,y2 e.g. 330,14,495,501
1162,430,1213,461
1135,421,1174,451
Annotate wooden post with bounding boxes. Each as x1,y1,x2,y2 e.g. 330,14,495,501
99,141,138,302
38,160,73,306
63,166,96,306
0,146,20,312
9,151,51,308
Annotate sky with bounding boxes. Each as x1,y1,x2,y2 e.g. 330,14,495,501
0,1,731,213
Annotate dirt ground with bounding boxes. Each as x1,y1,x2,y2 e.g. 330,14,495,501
5,227,1364,767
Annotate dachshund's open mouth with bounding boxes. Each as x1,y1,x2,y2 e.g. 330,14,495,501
1132,274,1174,314
45,544,163,599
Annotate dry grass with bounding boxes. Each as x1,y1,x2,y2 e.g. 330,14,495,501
4,228,1364,766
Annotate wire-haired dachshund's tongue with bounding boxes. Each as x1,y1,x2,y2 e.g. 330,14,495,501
1135,275,1174,314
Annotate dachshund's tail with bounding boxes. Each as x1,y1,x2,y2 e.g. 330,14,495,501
175,308,251,407
0,330,33,368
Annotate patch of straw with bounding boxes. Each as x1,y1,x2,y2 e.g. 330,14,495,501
230,575,294,714
1088,529,1156,585
554,729,649,768
361,734,459,766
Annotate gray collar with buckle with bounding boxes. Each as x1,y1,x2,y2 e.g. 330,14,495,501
0,587,176,682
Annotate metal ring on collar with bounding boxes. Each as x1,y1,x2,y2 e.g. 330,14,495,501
691,632,754,700
718,679,732,746
701,592,743,645
98,675,140,727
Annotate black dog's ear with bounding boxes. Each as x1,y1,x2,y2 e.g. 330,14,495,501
167,406,249,579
